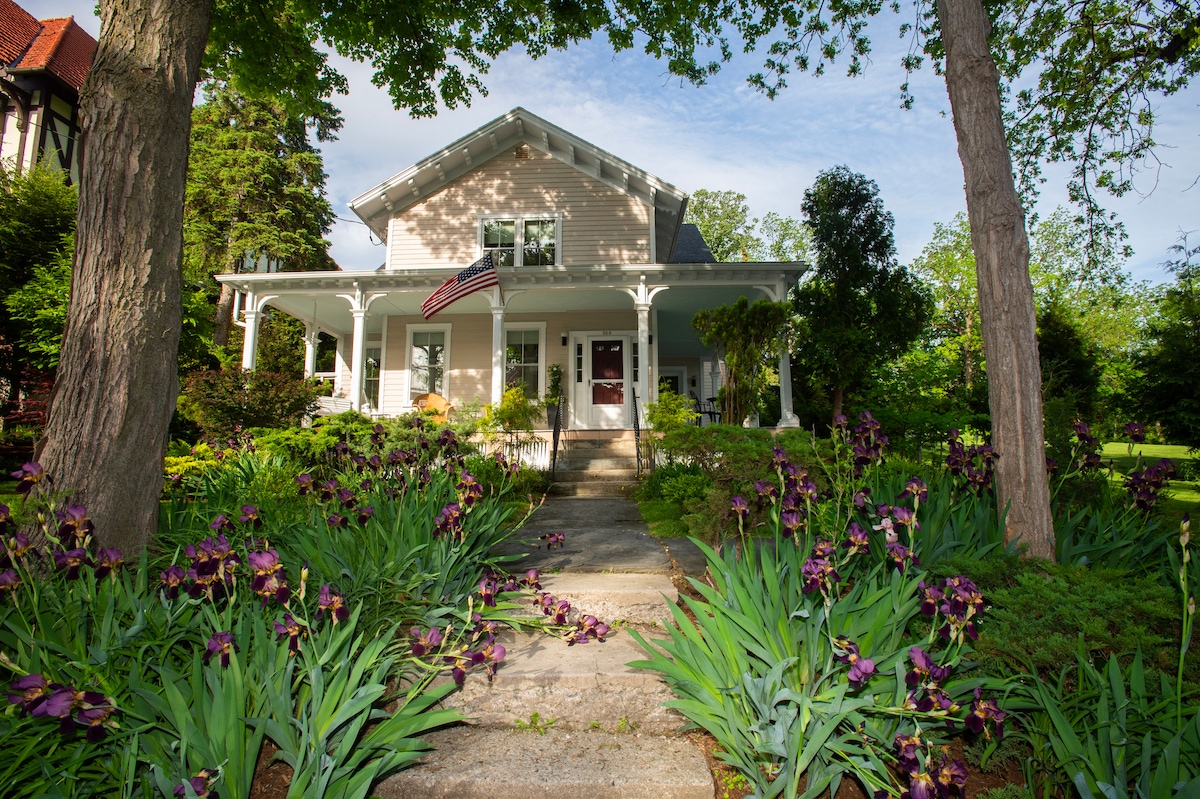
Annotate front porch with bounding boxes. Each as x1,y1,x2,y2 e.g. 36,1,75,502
218,261,806,431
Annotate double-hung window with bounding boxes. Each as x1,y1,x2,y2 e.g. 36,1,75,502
481,214,561,267
407,325,451,401
504,327,544,399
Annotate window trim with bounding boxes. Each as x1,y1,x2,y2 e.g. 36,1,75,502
478,212,563,266
405,323,452,402
502,322,547,398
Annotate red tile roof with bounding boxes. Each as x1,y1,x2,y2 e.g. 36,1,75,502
0,0,96,92
0,0,41,64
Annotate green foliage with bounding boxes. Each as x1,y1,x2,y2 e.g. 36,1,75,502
637,462,708,501
180,368,323,442
683,189,763,262
4,239,72,370
1037,302,1102,416
0,162,76,296
513,711,557,735
959,561,1189,680
646,384,699,434
693,298,792,426
1138,234,1200,447
1005,652,1200,799
793,166,931,422
185,85,336,275
661,473,712,506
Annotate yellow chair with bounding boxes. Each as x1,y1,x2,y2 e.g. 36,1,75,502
412,392,453,423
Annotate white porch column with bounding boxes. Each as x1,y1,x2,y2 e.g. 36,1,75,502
635,302,651,408
490,297,506,404
348,308,368,412
241,308,261,370
303,322,319,379
777,346,800,427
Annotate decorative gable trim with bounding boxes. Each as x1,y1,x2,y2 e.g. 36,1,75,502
349,107,688,263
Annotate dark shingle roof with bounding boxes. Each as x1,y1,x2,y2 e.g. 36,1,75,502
671,223,716,263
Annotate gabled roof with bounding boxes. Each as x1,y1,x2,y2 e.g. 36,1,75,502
0,0,96,92
349,107,690,264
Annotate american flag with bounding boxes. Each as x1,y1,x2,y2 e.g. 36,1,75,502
420,253,500,319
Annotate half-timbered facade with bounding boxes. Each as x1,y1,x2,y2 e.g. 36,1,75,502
0,0,95,182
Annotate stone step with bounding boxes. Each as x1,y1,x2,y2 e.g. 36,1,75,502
510,573,677,625
554,463,643,475
446,630,681,732
551,481,638,497
374,726,713,799
565,441,638,454
556,457,637,471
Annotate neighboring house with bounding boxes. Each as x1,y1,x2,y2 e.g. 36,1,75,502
0,0,95,182
219,107,806,431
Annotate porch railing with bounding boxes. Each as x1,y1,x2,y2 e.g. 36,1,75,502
549,385,565,480
632,386,644,479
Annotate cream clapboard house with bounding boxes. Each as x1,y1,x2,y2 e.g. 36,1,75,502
218,108,806,432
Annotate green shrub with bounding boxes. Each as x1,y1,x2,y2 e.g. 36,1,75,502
637,462,705,500
180,368,322,442
661,473,711,505
949,558,1195,681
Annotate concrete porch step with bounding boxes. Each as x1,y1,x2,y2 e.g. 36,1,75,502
374,726,713,799
551,481,638,497
446,630,681,732
555,457,638,471
554,468,640,481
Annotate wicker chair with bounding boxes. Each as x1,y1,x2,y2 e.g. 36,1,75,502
412,392,453,423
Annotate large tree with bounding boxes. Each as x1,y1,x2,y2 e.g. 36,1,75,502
683,189,763,262
793,166,931,422
184,85,338,348
1138,233,1200,446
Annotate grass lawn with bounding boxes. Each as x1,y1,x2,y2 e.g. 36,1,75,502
638,499,691,538
0,479,20,509
1101,442,1199,521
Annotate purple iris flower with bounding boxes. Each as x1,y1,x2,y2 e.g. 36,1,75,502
53,547,92,580
174,769,218,798
94,548,124,579
907,771,938,799
74,692,116,741
918,581,944,617
833,638,876,688
274,613,306,654
11,462,46,496
781,511,803,536
7,673,49,715
356,505,376,525
208,514,234,532
885,542,920,572
410,626,444,657
479,578,498,607
894,732,922,774
56,505,95,546
295,473,313,495
160,564,187,599
933,754,969,796
523,569,541,590
204,632,236,668
238,505,262,528
843,521,869,555
539,531,565,549
317,584,350,624
967,687,1007,738
730,496,749,521
1124,421,1146,443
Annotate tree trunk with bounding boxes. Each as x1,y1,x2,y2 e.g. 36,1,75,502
36,0,212,554
213,281,237,347
937,0,1055,559
831,384,844,424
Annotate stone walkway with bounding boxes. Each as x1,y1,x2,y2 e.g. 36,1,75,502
376,496,715,799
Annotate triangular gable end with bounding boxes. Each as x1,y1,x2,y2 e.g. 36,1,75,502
348,107,689,263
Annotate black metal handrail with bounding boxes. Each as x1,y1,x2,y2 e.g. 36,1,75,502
549,385,564,480
631,386,643,479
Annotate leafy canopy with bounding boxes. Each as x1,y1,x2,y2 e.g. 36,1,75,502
693,296,792,426
793,166,930,421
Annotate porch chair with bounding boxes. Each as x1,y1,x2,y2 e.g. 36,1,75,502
412,392,454,423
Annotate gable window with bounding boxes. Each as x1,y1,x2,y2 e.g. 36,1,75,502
407,325,451,401
481,214,560,267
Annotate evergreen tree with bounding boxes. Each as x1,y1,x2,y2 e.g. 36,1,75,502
793,166,931,423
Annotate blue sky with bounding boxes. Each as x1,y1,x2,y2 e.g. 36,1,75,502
53,3,1199,283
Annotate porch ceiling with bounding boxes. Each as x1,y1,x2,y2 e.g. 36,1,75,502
217,262,806,340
